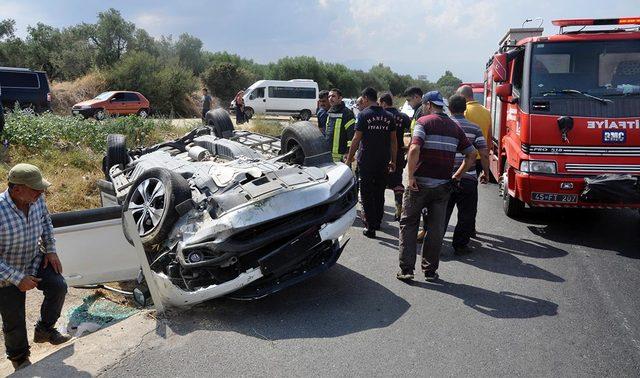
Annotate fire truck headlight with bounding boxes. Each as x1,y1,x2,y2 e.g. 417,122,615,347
520,160,556,174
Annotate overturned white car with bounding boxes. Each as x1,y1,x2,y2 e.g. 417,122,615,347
97,109,356,305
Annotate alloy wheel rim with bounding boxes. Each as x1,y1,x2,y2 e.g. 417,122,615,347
129,178,166,236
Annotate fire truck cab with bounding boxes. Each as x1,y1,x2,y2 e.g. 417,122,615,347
485,17,640,217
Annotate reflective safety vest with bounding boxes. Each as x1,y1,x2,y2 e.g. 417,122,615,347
326,106,355,161
410,106,423,135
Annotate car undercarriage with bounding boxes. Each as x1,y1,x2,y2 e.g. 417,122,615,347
101,109,356,305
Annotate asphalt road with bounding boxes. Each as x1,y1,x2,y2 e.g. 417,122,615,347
103,183,640,377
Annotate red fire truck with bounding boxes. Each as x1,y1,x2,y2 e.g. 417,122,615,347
485,17,640,217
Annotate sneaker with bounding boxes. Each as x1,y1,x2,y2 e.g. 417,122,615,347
11,357,31,371
34,326,71,345
416,229,427,243
396,270,414,282
453,245,473,256
362,228,376,238
425,271,439,282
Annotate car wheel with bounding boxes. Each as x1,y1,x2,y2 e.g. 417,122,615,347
103,134,129,180
280,121,332,167
137,108,149,118
205,108,235,139
299,109,312,121
500,165,524,218
95,109,106,121
122,168,192,247
244,107,254,120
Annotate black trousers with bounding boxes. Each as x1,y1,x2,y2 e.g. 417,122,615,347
360,169,387,229
0,264,67,361
444,178,478,249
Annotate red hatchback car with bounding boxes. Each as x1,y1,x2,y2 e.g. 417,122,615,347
72,91,151,120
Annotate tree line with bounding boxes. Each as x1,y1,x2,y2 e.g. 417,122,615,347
0,8,462,116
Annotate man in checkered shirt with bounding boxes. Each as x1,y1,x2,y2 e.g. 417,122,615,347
0,163,70,371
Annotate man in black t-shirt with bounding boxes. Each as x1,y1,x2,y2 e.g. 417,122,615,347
379,92,411,221
346,87,397,238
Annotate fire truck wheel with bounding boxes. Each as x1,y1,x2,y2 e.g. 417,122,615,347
501,167,525,218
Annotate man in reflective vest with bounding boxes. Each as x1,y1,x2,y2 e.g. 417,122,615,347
404,86,424,135
325,88,356,162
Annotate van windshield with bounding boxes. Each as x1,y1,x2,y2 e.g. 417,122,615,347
94,92,114,100
530,40,640,98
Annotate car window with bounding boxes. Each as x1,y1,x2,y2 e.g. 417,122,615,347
250,87,265,99
111,93,126,101
94,92,114,101
0,71,40,88
123,93,140,102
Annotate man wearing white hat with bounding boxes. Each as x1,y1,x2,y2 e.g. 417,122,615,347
0,163,70,371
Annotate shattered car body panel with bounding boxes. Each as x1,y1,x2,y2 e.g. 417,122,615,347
102,113,356,306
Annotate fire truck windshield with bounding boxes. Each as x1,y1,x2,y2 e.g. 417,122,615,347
530,40,640,99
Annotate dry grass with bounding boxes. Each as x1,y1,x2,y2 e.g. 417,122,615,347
0,146,103,212
0,117,191,213
50,72,108,115
238,115,286,137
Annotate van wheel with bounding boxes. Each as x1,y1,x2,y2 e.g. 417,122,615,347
122,168,192,247
95,109,106,121
104,134,129,180
299,109,312,121
500,166,524,218
205,108,235,138
244,107,254,120
137,108,149,118
280,121,332,167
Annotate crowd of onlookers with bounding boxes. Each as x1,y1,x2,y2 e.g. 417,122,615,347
315,85,491,283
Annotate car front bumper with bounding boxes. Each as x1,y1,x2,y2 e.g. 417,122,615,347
72,108,98,118
513,171,640,209
148,205,356,307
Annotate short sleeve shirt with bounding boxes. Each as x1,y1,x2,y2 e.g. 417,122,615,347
355,105,396,172
451,115,487,181
411,113,476,187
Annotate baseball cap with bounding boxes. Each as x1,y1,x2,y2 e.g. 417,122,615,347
421,91,445,107
8,163,51,191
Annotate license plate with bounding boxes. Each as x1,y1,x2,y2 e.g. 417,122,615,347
603,130,626,143
72,110,79,115
531,192,578,203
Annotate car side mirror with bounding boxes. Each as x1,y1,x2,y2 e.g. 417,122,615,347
492,53,508,83
109,98,116,102
496,83,513,102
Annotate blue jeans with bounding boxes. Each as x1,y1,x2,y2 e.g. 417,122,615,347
0,263,67,361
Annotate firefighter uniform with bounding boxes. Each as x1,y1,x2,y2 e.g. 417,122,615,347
325,102,356,161
356,105,396,231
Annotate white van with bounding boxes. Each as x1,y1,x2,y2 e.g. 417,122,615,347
239,79,318,120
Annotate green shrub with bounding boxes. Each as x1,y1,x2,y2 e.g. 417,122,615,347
2,111,171,153
105,51,198,116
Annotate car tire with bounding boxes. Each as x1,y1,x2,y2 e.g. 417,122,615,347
205,108,235,139
244,107,254,120
137,108,149,118
103,134,129,180
95,109,106,121
280,121,332,167
501,165,524,218
299,109,312,121
122,167,192,247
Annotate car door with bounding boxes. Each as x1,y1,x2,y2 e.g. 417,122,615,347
248,87,266,114
124,92,141,114
108,92,127,115
52,206,140,286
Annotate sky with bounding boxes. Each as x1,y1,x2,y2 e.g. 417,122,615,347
2,0,638,82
